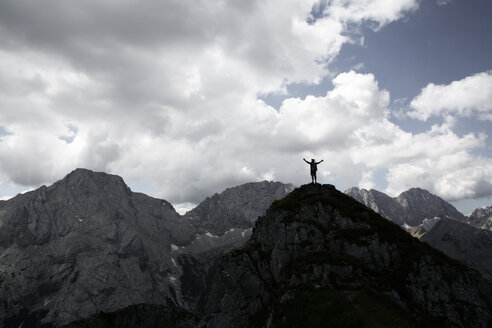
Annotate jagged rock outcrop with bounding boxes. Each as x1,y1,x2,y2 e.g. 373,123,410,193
346,187,465,226
0,169,194,327
201,184,492,328
421,218,492,280
404,217,441,238
468,206,492,230
185,181,294,235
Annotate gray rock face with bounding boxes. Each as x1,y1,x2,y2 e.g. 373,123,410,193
0,170,294,327
173,181,292,311
0,169,194,327
201,184,492,328
173,180,295,313
468,206,492,230
421,218,492,280
346,187,465,226
397,188,465,225
345,187,404,221
5,169,491,327
185,181,294,235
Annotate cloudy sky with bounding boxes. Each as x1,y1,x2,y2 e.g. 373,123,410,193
0,0,491,214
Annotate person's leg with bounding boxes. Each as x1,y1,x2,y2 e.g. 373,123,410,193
311,172,315,184
313,172,317,184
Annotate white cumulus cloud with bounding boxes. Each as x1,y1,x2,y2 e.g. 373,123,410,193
409,70,492,121
3,0,490,206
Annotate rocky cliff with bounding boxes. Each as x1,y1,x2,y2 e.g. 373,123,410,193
0,169,293,327
0,169,196,326
346,187,465,226
468,206,492,230
201,184,492,327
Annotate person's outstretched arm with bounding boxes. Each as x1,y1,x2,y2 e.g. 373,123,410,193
316,160,324,164
303,158,310,164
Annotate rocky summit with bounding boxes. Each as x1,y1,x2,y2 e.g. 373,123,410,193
346,187,465,226
201,184,492,327
0,169,194,327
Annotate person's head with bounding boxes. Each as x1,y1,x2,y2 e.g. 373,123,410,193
311,159,315,163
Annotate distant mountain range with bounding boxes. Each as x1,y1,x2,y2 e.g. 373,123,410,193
1,169,491,327
345,187,466,226
0,169,292,327
345,186,492,289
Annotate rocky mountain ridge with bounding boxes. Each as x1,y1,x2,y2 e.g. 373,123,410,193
345,187,466,226
61,183,492,328
200,184,492,327
2,170,491,327
0,169,293,327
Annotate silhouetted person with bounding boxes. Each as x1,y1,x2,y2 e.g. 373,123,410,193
303,158,323,184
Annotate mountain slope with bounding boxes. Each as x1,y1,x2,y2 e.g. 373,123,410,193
421,218,492,280
0,170,294,327
0,169,194,327
346,187,465,226
345,187,404,221
185,181,294,235
175,181,293,310
201,184,492,328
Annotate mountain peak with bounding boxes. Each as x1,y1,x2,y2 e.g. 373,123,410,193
46,168,133,200
202,182,492,327
185,180,294,235
346,186,465,226
0,169,194,326
399,187,434,198
62,168,128,187
270,183,347,212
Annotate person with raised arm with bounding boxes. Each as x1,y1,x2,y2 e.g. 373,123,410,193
303,158,324,184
